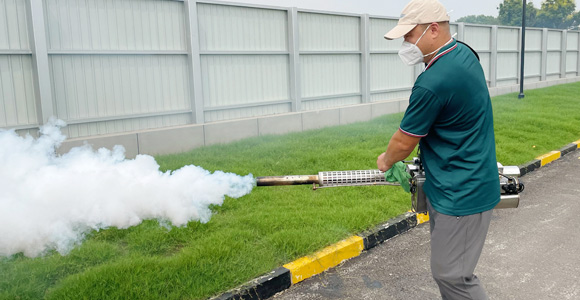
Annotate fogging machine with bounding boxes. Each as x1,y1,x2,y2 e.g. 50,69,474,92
256,158,524,213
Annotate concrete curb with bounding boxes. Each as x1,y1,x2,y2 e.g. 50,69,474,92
211,213,420,300
211,139,580,300
519,140,580,176
212,267,291,300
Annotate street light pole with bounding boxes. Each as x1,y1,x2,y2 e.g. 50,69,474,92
519,0,526,99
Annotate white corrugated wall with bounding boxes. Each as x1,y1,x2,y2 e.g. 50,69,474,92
368,17,413,103
0,0,37,130
1,0,580,139
299,12,362,109
44,0,191,138
524,29,543,82
464,25,492,84
197,3,291,122
497,27,519,86
566,31,579,76
546,30,563,80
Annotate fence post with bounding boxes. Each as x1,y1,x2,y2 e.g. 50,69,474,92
457,22,465,41
560,30,567,79
288,7,302,112
361,14,370,103
26,0,54,125
577,31,580,77
184,0,205,124
490,25,498,87
541,28,548,81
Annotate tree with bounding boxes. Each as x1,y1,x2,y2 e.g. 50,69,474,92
456,15,499,25
536,0,576,29
569,11,580,29
498,0,538,27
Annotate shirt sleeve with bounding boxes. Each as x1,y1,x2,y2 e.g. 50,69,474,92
399,86,444,137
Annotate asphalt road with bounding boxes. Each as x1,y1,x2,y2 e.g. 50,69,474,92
273,150,580,300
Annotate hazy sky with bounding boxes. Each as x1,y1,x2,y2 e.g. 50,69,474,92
228,0,579,21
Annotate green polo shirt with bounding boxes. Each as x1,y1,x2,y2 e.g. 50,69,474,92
399,39,500,216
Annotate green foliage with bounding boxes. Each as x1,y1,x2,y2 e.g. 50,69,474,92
536,0,576,29
571,11,580,29
1,82,580,300
498,0,538,27
456,14,499,25
497,0,580,29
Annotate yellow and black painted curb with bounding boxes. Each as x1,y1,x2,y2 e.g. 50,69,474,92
519,140,580,176
212,139,580,300
212,213,424,300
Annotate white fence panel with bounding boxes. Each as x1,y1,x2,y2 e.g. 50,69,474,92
497,52,518,84
525,29,543,51
42,0,191,138
197,3,287,51
464,25,492,83
370,54,414,91
205,103,291,123
301,54,360,98
545,30,563,80
568,32,579,50
524,29,543,82
201,54,290,122
44,0,186,51
0,55,37,127
299,12,360,51
298,11,362,110
478,52,491,84
547,30,562,51
0,0,29,50
369,17,414,102
524,52,542,81
547,52,562,75
0,0,37,129
197,3,291,122
1,0,580,140
370,90,411,103
497,27,519,85
566,52,578,74
369,18,399,52
302,96,361,111
464,26,492,51
566,32,579,75
64,114,191,138
497,27,519,51
449,24,458,36
49,55,190,119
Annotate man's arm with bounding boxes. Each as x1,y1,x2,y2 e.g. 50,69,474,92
377,130,421,172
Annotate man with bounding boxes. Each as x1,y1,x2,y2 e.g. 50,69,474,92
376,0,500,299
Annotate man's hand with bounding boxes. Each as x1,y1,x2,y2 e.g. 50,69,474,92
377,129,421,172
377,152,391,172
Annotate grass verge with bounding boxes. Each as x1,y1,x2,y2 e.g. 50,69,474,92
1,82,579,300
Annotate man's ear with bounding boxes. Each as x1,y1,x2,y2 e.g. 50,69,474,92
429,22,440,38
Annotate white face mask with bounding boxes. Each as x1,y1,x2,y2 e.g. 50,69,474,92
398,25,451,66
398,40,426,66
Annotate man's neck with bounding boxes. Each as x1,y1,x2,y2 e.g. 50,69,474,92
424,35,453,64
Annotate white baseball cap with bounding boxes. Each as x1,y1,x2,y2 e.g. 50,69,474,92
384,0,450,40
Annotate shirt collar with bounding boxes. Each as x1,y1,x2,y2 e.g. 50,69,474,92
423,38,458,72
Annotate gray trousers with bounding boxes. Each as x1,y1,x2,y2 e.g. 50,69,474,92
427,199,493,300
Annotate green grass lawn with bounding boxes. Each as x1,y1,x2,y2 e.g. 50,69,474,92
1,82,579,300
